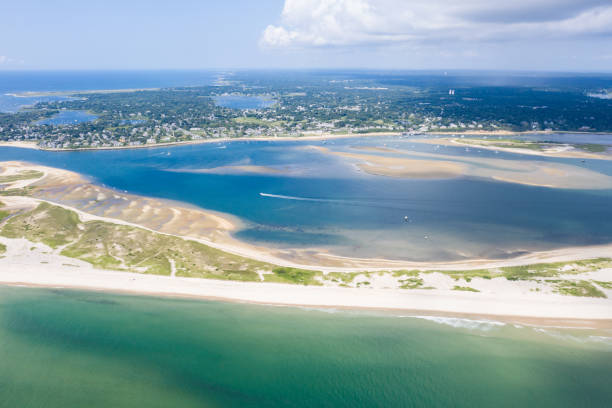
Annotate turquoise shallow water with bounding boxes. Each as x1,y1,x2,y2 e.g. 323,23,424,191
0,286,610,407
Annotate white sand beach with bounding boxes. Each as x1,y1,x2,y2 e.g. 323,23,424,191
1,161,612,326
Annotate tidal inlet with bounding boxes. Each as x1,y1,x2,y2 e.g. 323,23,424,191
2,1,612,406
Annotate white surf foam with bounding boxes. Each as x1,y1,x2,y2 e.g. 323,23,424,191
409,315,506,331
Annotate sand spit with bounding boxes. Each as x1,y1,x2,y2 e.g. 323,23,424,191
2,161,612,324
310,145,612,189
414,137,611,160
0,141,39,150
2,160,612,272
311,146,464,179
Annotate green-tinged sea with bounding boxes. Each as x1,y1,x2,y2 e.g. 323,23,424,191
0,286,610,407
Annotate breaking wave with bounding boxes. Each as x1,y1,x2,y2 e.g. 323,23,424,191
409,315,506,331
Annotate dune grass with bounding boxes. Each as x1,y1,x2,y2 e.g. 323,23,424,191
552,280,607,298
0,170,44,184
264,267,322,285
452,286,480,292
1,202,610,293
0,202,316,283
593,281,612,290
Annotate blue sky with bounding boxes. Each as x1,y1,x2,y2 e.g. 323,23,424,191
2,0,612,71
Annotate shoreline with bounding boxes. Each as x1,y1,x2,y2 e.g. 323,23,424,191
5,87,161,98
1,161,611,326
1,275,610,329
413,137,611,160
2,160,612,272
0,132,402,152
2,129,611,153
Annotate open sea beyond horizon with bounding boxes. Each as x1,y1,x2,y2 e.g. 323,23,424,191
0,286,610,407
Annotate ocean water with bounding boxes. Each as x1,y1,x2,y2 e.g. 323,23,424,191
0,70,217,112
0,286,610,408
1,135,612,261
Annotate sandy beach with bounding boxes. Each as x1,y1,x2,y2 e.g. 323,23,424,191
2,160,612,271
1,161,612,325
413,137,611,160
0,141,40,150
0,132,402,152
311,144,612,189
1,229,611,326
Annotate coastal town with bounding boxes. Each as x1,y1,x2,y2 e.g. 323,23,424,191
2,72,611,149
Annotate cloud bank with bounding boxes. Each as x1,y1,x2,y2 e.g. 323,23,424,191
260,0,612,48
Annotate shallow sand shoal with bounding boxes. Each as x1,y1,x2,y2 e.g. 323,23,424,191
310,145,465,178
0,141,39,150
2,161,612,325
311,144,612,189
413,137,611,160
3,160,612,272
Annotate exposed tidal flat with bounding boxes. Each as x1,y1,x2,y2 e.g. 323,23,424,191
1,134,612,263
2,148,612,321
0,285,611,408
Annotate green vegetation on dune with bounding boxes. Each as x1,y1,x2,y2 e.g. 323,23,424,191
264,267,322,286
425,259,612,283
0,170,44,183
0,210,10,221
452,286,480,292
0,242,6,255
1,202,80,248
399,277,425,289
430,268,493,282
593,281,612,290
460,138,608,154
0,186,34,196
552,280,607,298
0,202,610,293
500,258,612,280
326,271,371,284
0,202,316,283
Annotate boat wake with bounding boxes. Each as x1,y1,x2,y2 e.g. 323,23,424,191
259,192,341,203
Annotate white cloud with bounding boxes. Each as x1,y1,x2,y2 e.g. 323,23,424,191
260,0,612,48
0,56,7,64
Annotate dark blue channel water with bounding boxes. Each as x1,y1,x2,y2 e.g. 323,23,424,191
2,135,612,261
